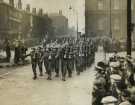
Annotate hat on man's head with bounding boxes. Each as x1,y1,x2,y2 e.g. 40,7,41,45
101,96,117,104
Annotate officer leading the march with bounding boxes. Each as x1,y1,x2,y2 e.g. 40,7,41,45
37,47,44,76
30,48,38,80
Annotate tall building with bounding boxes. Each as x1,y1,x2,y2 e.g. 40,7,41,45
0,0,53,46
85,0,129,43
48,11,68,38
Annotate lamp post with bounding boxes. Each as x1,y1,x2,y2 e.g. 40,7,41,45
127,0,132,56
110,0,112,39
69,6,79,40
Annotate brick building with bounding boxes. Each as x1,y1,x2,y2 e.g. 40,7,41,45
48,11,68,38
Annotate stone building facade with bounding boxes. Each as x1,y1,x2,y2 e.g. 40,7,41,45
0,0,53,46
85,0,135,44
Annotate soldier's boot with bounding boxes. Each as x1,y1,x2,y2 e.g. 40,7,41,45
39,69,43,76
62,70,66,81
69,74,72,78
68,70,72,78
55,68,59,77
32,67,37,80
47,71,52,80
77,70,80,75
62,76,66,81
33,75,37,80
33,72,37,80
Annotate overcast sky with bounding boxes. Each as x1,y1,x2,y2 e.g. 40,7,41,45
5,0,85,33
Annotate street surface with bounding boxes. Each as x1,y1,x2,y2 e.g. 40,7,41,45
0,47,105,105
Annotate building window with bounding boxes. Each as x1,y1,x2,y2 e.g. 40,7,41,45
113,0,120,10
98,19,104,30
97,0,104,10
114,19,120,31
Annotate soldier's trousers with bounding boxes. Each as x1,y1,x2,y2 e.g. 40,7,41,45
67,59,73,77
75,57,82,75
47,60,53,78
55,58,59,75
38,61,43,74
61,59,67,79
44,58,49,73
32,62,43,77
32,62,37,77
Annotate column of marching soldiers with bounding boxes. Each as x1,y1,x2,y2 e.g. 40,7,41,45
27,38,96,81
92,52,135,105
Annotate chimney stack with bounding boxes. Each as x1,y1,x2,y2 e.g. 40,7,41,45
26,4,30,12
38,8,43,16
9,0,14,7
18,0,22,9
32,8,36,14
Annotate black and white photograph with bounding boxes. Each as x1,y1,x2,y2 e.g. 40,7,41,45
0,0,135,105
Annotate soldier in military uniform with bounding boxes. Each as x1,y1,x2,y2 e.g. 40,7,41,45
61,45,68,81
43,47,49,74
54,47,60,77
37,47,44,76
67,45,73,78
75,43,82,75
30,48,38,80
46,47,54,80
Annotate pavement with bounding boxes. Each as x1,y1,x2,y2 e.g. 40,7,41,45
0,47,106,105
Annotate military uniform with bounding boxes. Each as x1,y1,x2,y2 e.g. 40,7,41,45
61,46,68,81
47,48,54,80
37,47,44,76
67,45,74,78
54,48,60,77
30,48,38,80
43,48,49,74
75,44,82,75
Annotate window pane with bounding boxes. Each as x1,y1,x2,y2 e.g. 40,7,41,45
114,19,120,30
98,19,104,30
98,0,103,10
113,0,120,10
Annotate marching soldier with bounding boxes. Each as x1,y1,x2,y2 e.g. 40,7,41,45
47,47,54,80
43,47,49,74
75,43,82,75
37,47,44,76
61,45,68,81
30,48,38,80
54,47,60,77
67,45,73,78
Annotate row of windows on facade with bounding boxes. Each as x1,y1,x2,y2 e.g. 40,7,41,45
98,0,134,10
98,18,120,30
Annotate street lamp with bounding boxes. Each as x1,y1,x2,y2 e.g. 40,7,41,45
110,0,112,39
69,6,79,40
127,0,132,56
